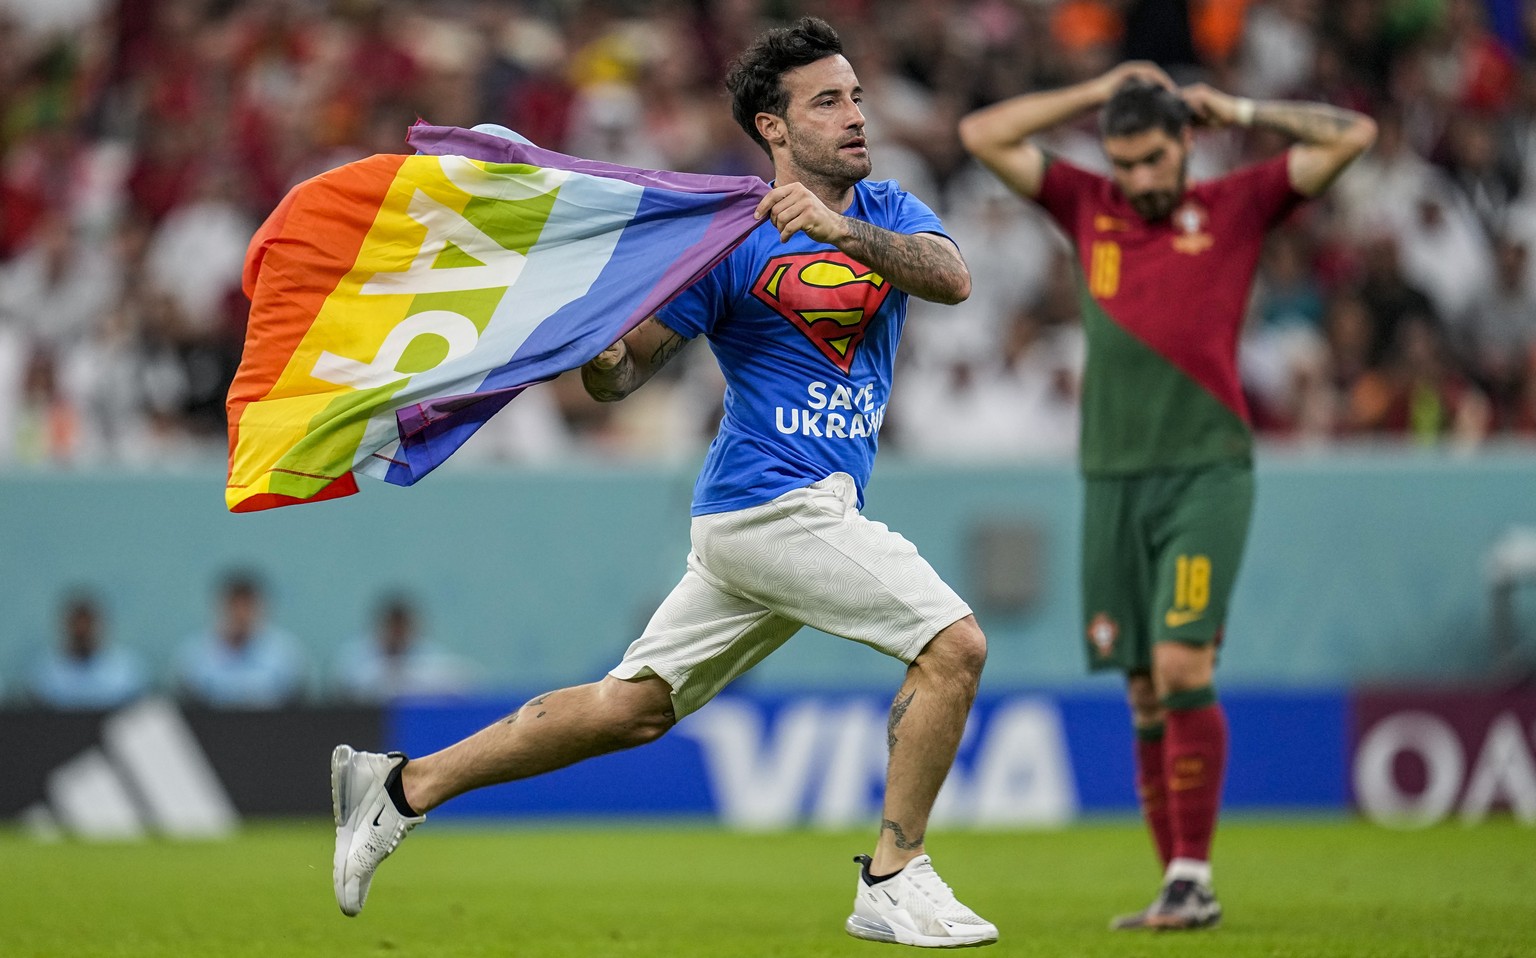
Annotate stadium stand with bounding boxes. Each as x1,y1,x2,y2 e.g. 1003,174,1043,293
3,0,1536,467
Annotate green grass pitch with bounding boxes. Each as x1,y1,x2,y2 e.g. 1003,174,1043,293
4,818,1531,957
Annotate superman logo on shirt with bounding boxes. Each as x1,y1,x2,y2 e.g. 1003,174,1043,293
750,251,893,373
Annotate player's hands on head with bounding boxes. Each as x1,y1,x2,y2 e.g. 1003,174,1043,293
1097,61,1177,101
1181,83,1239,127
755,182,846,244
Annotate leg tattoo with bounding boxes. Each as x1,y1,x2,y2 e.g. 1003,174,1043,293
887,689,916,752
882,818,924,850
503,691,554,725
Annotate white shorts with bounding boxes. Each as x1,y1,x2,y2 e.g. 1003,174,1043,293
609,472,972,718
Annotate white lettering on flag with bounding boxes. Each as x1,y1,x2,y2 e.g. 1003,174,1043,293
312,310,483,389
359,188,530,297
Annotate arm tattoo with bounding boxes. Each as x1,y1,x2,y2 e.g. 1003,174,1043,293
581,327,688,402
887,689,916,752
882,819,925,850
581,352,639,402
1252,101,1359,145
837,218,969,304
646,327,688,372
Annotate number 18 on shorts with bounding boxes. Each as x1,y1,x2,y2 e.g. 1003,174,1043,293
1080,463,1254,673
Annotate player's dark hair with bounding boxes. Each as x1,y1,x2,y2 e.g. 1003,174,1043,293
61,588,100,620
1100,77,1192,140
219,568,265,601
725,17,844,154
378,593,416,624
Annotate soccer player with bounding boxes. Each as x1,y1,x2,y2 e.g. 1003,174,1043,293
331,17,998,949
959,64,1375,929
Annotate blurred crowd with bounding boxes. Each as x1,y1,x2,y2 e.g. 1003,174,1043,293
5,571,479,708
4,0,1536,468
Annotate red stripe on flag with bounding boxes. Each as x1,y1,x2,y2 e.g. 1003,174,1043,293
227,473,360,513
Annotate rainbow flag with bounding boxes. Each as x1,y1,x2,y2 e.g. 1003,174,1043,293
226,124,767,512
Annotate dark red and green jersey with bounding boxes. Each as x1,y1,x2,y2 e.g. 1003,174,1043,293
1036,154,1305,475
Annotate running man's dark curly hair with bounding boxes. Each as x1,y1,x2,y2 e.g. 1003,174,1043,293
725,17,845,155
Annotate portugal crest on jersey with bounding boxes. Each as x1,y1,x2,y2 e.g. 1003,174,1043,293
1171,200,1213,255
750,251,892,373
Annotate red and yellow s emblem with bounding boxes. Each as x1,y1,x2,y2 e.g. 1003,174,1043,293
751,252,892,373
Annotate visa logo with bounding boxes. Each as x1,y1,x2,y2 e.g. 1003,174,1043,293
677,695,1079,829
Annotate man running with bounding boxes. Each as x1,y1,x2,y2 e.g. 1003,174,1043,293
333,17,997,948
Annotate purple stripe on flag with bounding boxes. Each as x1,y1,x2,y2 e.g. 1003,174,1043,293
648,202,767,331
408,125,768,303
407,123,769,200
386,387,526,485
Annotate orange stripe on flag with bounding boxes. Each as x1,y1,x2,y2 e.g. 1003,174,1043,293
225,155,410,475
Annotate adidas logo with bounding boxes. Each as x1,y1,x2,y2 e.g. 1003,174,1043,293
21,697,239,841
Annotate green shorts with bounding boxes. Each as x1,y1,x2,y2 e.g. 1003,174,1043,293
1081,462,1254,674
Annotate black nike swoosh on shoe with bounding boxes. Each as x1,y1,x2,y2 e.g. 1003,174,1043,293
372,807,385,827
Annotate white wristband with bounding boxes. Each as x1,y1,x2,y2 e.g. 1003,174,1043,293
1234,98,1256,127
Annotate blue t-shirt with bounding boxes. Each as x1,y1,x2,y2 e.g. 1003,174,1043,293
659,179,949,516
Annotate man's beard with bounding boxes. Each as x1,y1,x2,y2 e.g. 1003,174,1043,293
1128,163,1187,221
1129,189,1180,220
787,130,872,189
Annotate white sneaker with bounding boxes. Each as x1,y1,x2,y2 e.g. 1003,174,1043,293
845,853,998,948
331,744,425,916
